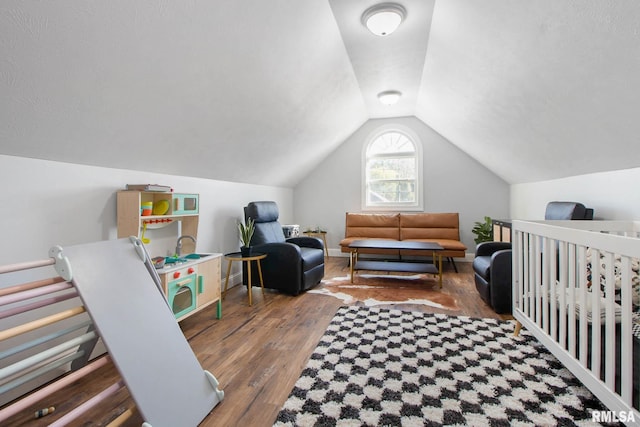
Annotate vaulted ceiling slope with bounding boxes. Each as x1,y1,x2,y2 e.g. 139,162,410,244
0,1,367,187
2,1,640,188
417,0,640,184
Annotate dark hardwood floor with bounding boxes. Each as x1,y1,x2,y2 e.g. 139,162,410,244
4,257,508,427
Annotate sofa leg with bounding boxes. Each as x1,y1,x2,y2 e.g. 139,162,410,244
448,257,458,273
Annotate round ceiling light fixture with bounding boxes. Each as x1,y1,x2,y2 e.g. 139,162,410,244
362,3,406,37
377,90,402,105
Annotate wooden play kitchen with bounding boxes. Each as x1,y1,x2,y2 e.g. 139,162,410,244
117,190,222,321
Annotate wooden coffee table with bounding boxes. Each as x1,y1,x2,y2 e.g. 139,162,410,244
348,240,444,288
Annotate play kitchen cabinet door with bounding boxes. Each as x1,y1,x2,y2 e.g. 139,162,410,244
116,191,200,241
196,256,221,309
158,255,222,322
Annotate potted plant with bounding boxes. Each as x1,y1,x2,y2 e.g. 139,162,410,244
472,216,493,244
238,217,255,256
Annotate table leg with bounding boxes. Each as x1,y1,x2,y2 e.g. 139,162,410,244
222,259,233,299
216,300,222,319
247,260,253,306
350,250,355,283
322,235,328,257
257,259,265,298
437,252,443,288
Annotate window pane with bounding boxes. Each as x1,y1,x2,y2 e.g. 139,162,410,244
368,180,415,203
364,129,420,209
367,132,415,155
367,158,415,180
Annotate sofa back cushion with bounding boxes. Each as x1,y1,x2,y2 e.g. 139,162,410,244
400,213,460,240
345,213,400,240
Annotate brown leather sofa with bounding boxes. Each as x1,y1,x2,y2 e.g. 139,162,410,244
339,212,467,271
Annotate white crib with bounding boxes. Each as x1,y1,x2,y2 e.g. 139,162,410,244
512,220,640,425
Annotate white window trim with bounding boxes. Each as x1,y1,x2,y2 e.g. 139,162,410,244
361,124,423,212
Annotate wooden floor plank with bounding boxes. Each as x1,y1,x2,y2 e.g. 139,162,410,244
2,257,503,427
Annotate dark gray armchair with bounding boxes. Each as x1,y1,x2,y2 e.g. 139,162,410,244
544,201,594,220
243,201,324,295
473,201,594,314
473,242,513,314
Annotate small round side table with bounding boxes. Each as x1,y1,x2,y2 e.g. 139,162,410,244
222,252,267,306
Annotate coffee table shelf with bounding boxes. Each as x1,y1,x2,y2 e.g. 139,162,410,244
348,239,444,288
353,260,438,275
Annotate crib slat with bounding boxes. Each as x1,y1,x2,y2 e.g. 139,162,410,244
534,236,542,326
620,256,633,406
567,244,577,358
541,237,550,335
591,249,602,380
578,246,588,367
603,252,616,389
557,241,567,350
549,238,558,342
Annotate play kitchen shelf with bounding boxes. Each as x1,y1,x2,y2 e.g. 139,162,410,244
117,190,200,254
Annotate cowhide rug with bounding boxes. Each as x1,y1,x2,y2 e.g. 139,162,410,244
309,273,458,310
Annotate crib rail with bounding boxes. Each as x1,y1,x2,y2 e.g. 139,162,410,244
512,220,640,424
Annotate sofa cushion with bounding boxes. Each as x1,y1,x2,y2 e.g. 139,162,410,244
344,213,400,240
401,238,467,252
400,213,461,241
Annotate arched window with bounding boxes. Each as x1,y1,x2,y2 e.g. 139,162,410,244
363,127,422,210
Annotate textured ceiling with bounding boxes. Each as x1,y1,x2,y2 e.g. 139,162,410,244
417,0,640,184
2,1,640,187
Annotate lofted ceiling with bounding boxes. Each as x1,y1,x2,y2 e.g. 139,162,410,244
2,1,640,187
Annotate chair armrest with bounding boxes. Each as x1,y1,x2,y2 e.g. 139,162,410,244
251,242,301,259
490,249,513,314
287,236,323,250
476,241,512,257
491,250,512,274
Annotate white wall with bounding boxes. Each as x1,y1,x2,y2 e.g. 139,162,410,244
0,154,293,405
510,167,640,220
0,155,293,270
293,116,510,256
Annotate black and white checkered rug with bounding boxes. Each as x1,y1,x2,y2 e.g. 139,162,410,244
274,306,611,426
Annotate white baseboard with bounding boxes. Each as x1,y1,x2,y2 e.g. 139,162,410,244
222,271,243,289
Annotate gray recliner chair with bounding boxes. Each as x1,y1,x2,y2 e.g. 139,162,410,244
243,201,324,295
544,201,594,220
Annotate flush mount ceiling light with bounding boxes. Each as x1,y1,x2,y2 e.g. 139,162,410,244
377,90,402,105
362,3,406,36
